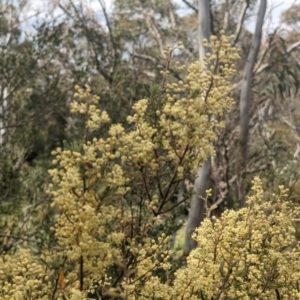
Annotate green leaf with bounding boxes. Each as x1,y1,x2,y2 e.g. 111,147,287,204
149,83,160,98
62,140,82,152
144,83,161,100
200,291,208,300
62,139,71,150
144,83,151,95
38,257,50,268
219,259,226,277
190,88,201,99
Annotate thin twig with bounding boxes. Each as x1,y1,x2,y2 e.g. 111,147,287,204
159,195,189,215
98,0,118,71
182,0,198,13
79,255,84,291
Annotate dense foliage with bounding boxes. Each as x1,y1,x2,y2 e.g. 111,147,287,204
1,0,300,299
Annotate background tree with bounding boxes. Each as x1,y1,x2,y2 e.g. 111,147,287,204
238,0,267,205
184,0,212,256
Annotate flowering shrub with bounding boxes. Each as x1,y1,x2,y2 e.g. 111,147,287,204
170,178,300,299
5,35,300,299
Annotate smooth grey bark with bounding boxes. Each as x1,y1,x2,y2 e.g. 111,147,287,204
239,0,267,205
183,0,211,256
184,160,211,255
0,89,7,145
197,0,211,62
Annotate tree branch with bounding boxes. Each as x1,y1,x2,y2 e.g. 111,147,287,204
98,0,118,72
233,0,250,46
239,0,267,205
255,39,300,75
182,0,198,13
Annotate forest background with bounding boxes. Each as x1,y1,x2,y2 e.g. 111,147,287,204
1,0,300,299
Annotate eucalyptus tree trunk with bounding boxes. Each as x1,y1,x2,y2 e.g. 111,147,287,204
0,87,7,147
239,0,267,206
184,0,211,256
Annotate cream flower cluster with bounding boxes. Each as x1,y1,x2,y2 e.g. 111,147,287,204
168,178,300,300
0,249,53,299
